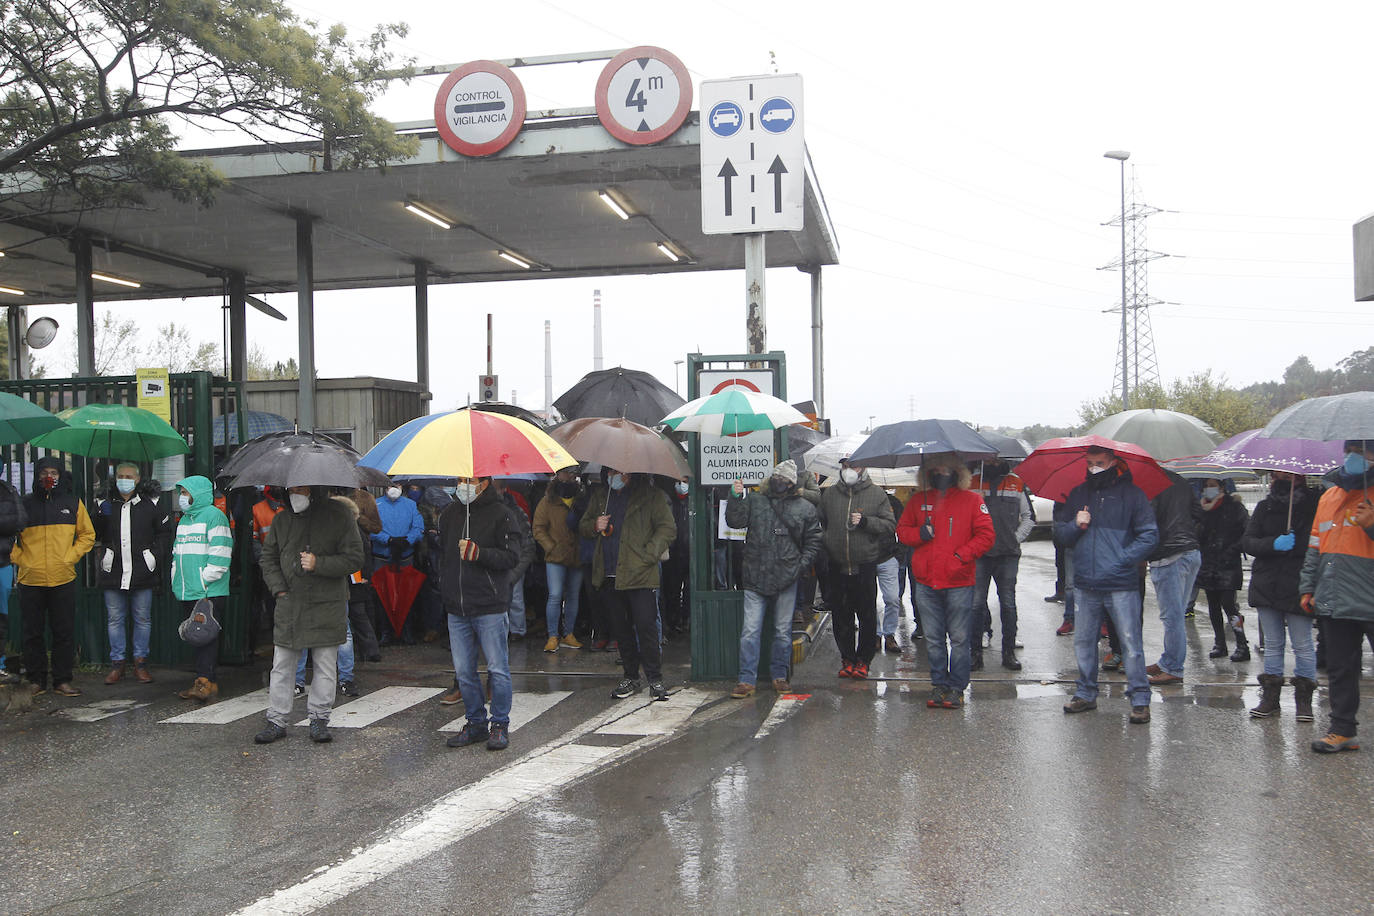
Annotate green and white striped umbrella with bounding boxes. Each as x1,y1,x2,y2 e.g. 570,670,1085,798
659,386,809,436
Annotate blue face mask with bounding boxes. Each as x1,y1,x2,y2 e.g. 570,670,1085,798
609,473,627,491
178,494,192,512
1344,452,1369,476
116,478,136,495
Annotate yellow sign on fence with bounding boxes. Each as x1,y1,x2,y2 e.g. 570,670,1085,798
135,368,171,422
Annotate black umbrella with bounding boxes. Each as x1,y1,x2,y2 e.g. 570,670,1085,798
230,441,386,490
977,431,1031,460
787,424,829,460
845,419,998,468
220,430,388,486
554,367,685,427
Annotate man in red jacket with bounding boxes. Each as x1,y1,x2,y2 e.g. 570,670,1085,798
898,453,995,710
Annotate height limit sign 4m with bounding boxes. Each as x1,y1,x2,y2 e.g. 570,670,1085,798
699,74,804,235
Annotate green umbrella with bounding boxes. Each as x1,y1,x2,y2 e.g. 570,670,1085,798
0,392,66,445
31,402,189,461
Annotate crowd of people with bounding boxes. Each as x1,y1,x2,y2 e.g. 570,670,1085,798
0,437,1371,756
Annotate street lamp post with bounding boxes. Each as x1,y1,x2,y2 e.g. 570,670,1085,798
673,359,684,395
1104,150,1130,411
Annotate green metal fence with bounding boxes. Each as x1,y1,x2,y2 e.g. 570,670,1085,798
1,372,252,670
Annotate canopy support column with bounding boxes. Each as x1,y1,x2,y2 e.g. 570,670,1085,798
296,216,316,431
415,261,430,402
6,306,27,380
745,233,766,354
803,264,824,418
228,272,248,383
73,234,94,377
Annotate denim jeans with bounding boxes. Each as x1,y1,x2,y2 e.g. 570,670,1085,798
915,583,973,691
1148,549,1200,677
104,588,154,663
1256,607,1315,680
297,622,354,684
545,562,583,638
1072,588,1150,706
972,554,1020,650
448,612,512,727
876,558,901,636
506,577,526,635
739,581,798,683
0,564,11,667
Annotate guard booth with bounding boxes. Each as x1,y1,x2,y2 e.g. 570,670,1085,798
686,352,788,681
0,372,255,669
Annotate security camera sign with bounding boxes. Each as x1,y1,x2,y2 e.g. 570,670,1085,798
136,368,171,422
434,61,527,157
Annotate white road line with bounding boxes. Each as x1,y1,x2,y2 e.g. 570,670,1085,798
54,698,150,722
294,686,445,728
594,687,713,735
438,690,572,733
753,695,808,739
231,689,726,916
161,688,272,725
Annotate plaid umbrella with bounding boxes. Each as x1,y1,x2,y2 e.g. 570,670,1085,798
211,410,295,447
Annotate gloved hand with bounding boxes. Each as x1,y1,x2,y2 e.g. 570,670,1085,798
458,538,480,561
1272,532,1295,552
919,521,935,542
1300,593,1315,615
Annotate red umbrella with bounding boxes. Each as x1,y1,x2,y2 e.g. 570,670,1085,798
370,564,427,635
1017,435,1172,502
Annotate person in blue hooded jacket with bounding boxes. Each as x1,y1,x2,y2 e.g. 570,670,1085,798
1055,446,1159,724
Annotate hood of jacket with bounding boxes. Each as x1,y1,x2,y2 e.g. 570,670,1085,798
32,456,73,496
176,475,216,514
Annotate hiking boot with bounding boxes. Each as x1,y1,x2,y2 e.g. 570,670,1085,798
309,719,332,743
1311,733,1360,754
883,634,900,653
446,722,489,748
53,682,81,697
927,686,948,708
1063,697,1097,714
486,723,509,750
1249,673,1283,718
1292,676,1317,722
254,722,286,744
1001,649,1022,671
611,678,642,699
559,634,584,649
1148,671,1183,686
543,636,560,653
133,659,153,683
1209,645,1228,659
104,663,125,685
940,690,964,709
1101,653,1121,671
1230,644,1251,663
731,683,755,699
772,678,791,693
649,682,669,701
339,680,359,698
1129,705,1151,724
1055,620,1074,636
188,678,217,702
852,662,869,680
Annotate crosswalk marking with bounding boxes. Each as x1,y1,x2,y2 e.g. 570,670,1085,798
293,686,445,728
55,698,150,722
161,688,272,725
438,690,572,734
753,694,809,739
595,687,712,736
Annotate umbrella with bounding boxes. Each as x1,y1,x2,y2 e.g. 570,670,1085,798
220,430,389,487
1016,434,1173,502
551,417,691,479
1160,458,1259,483
1206,428,1344,476
803,432,869,477
211,410,295,447
1260,391,1374,441
230,441,382,489
371,563,427,636
845,419,998,468
359,408,577,478
1085,408,1219,461
30,402,188,461
976,431,1031,460
0,392,66,445
787,424,829,461
554,366,685,428
659,386,809,436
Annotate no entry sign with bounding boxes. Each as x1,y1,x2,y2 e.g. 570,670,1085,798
434,60,527,157
595,46,692,146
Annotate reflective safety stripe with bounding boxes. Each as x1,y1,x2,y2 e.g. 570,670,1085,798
1318,520,1335,532
1310,536,1321,547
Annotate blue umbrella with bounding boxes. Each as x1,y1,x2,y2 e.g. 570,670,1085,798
212,410,295,446
845,419,998,468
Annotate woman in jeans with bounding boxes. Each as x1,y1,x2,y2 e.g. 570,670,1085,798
1241,472,1321,719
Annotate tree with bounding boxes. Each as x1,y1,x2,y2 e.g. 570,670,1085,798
0,0,418,210
1337,347,1374,392
245,344,297,380
1077,371,1268,440
142,322,219,372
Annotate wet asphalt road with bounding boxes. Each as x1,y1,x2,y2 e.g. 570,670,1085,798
1,539,1372,915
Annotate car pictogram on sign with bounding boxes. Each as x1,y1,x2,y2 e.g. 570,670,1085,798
708,102,743,137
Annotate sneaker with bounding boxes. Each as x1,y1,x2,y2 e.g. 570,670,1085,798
772,678,791,693
731,682,755,699
254,722,287,744
543,636,560,653
1145,663,1163,676
1129,705,1151,724
339,680,359,698
309,719,333,743
1184,608,1196,619
1055,621,1074,636
1311,733,1360,754
1044,592,1065,603
851,662,869,680
1063,697,1097,714
940,690,964,709
1101,653,1122,671
293,683,306,699
446,722,489,748
592,639,610,652
486,723,509,750
53,682,81,697
438,684,463,705
649,682,668,701
1099,624,1109,639
927,686,947,708
611,678,642,699
838,662,855,678
559,634,583,649
0,669,18,686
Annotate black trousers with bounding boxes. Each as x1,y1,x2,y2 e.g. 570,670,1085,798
827,567,877,666
1325,618,1374,737
601,582,661,682
1205,588,1244,650
660,553,690,629
22,581,77,688
181,596,223,680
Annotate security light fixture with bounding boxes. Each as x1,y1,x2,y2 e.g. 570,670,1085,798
655,242,680,262
1103,150,1131,161
403,200,453,230
598,191,630,220
497,250,532,269
0,285,23,296
91,271,141,288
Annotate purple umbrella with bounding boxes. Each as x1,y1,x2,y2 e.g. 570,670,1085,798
1208,429,1344,475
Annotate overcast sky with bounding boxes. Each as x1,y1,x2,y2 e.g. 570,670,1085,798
22,0,1374,436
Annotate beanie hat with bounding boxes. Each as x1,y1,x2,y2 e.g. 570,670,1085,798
772,459,798,484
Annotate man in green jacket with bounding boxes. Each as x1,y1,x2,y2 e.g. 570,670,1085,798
256,484,364,745
579,467,676,700
817,460,896,679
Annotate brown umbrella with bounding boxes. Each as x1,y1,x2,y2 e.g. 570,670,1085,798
551,417,691,479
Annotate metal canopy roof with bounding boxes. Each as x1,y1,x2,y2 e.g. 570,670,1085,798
0,113,840,306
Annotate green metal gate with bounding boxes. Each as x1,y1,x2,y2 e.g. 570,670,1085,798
1,372,253,669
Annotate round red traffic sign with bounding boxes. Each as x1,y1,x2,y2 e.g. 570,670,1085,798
709,377,762,394
594,46,692,146
434,60,527,157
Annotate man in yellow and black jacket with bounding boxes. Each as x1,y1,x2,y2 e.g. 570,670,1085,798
11,456,95,697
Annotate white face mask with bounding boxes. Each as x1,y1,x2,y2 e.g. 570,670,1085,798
177,494,192,512
840,469,860,486
1201,486,1221,501
116,478,136,495
674,481,689,495
386,486,402,500
1087,465,1110,475
290,493,310,513
455,483,479,504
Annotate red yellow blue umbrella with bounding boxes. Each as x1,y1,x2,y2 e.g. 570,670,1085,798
359,408,576,478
